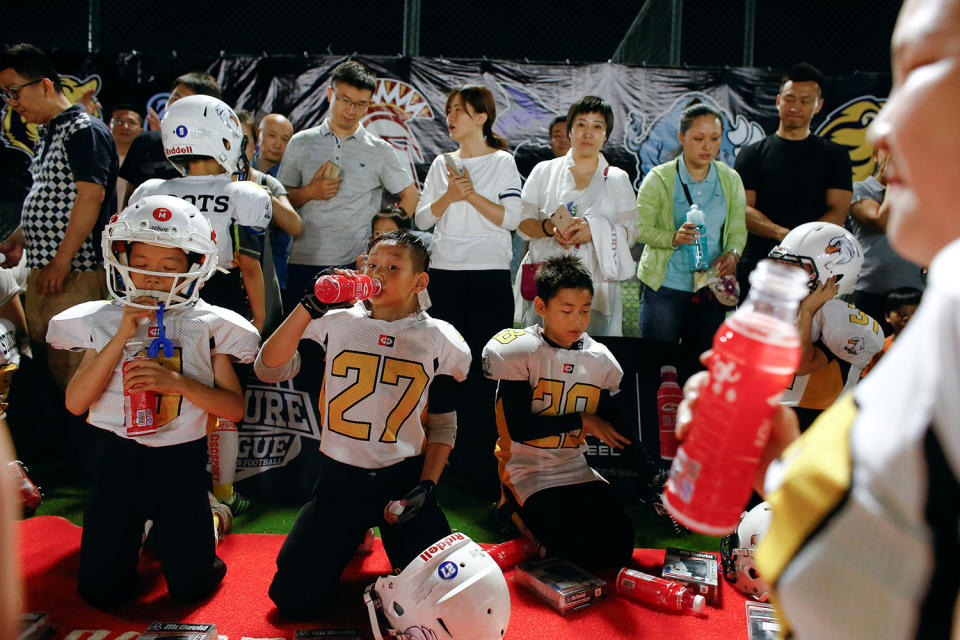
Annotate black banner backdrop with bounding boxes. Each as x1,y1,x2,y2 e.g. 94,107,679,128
0,53,891,496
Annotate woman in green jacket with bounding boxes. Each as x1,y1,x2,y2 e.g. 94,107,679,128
635,100,747,355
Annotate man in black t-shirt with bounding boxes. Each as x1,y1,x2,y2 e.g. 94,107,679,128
734,63,852,297
117,72,220,208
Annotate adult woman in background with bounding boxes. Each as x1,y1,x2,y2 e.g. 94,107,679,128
515,96,637,336
414,85,522,498
635,100,746,355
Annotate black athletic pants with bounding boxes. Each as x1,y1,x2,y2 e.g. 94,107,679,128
78,428,224,609
269,454,451,617
428,268,513,500
513,480,635,570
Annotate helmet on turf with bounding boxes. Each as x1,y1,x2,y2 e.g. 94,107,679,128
103,195,217,309
364,532,511,640
160,94,245,176
720,502,773,602
768,222,864,297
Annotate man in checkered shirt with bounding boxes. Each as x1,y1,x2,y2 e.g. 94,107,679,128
0,44,117,390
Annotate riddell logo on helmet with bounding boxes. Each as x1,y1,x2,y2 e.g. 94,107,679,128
153,208,172,222
165,145,193,155
418,532,466,562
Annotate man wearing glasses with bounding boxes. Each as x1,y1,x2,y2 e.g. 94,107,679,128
277,61,419,316
107,104,142,208
0,43,116,391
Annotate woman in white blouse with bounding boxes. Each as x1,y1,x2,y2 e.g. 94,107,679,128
415,84,522,496
515,96,638,336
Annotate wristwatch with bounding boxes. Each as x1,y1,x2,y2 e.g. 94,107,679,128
728,248,741,258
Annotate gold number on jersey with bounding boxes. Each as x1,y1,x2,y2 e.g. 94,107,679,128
133,346,184,428
525,378,602,449
846,304,880,334
326,350,429,442
493,328,527,345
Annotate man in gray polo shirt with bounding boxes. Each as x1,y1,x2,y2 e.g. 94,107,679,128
278,61,418,312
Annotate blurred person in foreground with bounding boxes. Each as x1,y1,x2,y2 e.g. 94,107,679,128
680,0,960,636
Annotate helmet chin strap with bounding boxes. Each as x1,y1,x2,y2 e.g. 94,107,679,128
363,585,387,640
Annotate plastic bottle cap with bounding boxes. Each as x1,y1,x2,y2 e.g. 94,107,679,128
692,594,705,613
660,365,677,375
388,502,404,516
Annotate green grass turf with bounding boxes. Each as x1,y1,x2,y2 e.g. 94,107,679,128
29,474,720,553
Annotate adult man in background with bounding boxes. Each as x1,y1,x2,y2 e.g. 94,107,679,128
254,113,296,292
548,115,570,158
117,72,220,208
734,63,852,298
107,104,142,208
278,61,417,315
0,43,116,390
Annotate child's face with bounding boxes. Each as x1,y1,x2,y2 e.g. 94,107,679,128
372,217,401,239
886,303,918,335
128,242,190,296
363,240,426,310
535,287,592,348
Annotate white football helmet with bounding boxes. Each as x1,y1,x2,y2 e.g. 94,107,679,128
768,222,864,297
160,94,245,176
103,195,218,309
364,533,511,640
720,502,773,602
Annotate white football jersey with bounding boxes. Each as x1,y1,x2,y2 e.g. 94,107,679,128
781,299,885,410
47,299,260,446
482,325,622,505
130,174,272,269
299,304,471,469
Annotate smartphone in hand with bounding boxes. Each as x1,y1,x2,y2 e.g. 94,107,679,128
549,205,575,235
323,162,341,179
444,153,461,176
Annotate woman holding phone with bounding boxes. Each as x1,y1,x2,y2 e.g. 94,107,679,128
514,96,638,336
414,84,522,497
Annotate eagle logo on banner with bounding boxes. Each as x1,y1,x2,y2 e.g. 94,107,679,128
1,74,103,156
816,96,886,182
362,79,435,189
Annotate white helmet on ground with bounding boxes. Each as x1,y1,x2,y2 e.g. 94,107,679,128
720,502,773,602
103,195,218,309
768,222,864,297
364,532,511,640
160,94,245,176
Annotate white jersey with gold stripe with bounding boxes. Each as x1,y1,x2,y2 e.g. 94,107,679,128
781,298,884,410
482,325,622,505
758,239,960,639
301,304,471,470
47,299,260,446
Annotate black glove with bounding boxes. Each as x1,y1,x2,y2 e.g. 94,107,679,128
393,480,436,523
300,268,339,319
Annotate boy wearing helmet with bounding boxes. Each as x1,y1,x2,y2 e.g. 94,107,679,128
768,221,884,429
46,195,260,609
130,94,272,512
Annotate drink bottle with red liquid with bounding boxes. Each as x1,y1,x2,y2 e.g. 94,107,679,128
663,260,808,536
657,365,684,460
314,274,382,304
487,536,540,570
123,349,158,437
616,568,705,614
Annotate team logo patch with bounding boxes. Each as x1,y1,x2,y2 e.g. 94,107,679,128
844,336,865,356
148,327,159,338
174,124,188,138
153,207,172,222
379,334,395,347
563,363,574,374
438,560,458,581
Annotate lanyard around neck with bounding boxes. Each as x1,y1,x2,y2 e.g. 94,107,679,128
676,157,694,207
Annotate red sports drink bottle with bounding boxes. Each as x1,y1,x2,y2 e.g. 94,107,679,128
616,568,705,614
123,355,157,437
314,274,382,304
663,260,808,536
487,536,540,570
657,365,684,460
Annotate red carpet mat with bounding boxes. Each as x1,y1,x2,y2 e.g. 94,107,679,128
18,516,752,639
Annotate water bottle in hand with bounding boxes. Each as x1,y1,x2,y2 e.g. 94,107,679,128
314,273,382,304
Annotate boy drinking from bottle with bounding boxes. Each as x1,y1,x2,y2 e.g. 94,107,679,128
482,255,634,569
255,230,470,617
46,195,260,608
